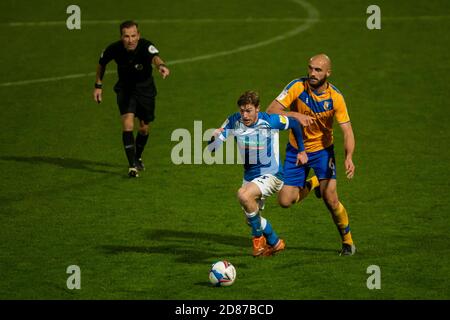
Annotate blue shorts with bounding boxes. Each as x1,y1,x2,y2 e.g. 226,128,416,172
283,144,336,187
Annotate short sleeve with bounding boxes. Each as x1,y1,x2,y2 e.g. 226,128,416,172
98,44,115,66
146,41,160,59
334,93,350,124
268,114,289,130
275,79,304,110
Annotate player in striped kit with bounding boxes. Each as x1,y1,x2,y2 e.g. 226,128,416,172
267,54,356,256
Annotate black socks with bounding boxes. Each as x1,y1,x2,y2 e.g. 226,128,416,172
135,133,149,160
122,131,136,167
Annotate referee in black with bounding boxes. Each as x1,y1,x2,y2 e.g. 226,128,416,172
93,20,170,177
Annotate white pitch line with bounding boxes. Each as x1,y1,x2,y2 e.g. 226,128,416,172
7,14,450,27
8,17,313,27
169,0,319,66
0,71,116,87
326,15,450,22
0,0,319,87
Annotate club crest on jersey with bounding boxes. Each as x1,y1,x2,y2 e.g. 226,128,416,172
323,101,330,110
135,64,144,70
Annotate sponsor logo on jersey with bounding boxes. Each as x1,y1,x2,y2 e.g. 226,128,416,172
276,89,288,101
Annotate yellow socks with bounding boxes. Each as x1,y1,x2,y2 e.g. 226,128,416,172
294,177,353,246
296,176,320,203
331,202,353,245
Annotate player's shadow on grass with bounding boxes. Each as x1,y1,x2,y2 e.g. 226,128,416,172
100,229,250,265
146,229,249,248
0,155,123,175
286,246,338,254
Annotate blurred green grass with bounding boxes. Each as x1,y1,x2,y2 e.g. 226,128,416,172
0,0,448,299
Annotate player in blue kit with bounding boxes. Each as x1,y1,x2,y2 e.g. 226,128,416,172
208,91,308,257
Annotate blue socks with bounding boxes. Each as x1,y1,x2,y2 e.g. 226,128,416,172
245,211,279,246
245,211,263,237
261,217,279,246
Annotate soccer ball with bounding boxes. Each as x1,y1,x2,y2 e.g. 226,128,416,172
209,260,236,287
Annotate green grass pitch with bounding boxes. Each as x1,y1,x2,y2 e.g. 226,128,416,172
0,0,449,299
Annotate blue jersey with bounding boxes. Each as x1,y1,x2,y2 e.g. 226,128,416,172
210,112,302,181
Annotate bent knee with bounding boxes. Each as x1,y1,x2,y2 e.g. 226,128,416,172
277,188,298,208
278,195,294,208
237,188,250,203
278,200,292,209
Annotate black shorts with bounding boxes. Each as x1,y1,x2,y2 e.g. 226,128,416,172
114,80,157,124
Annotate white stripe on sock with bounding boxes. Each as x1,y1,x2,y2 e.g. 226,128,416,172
260,217,267,230
245,211,258,218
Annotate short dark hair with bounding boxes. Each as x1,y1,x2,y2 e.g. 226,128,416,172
237,90,260,108
120,20,139,35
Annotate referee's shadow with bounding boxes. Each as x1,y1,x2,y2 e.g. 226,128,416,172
0,155,123,175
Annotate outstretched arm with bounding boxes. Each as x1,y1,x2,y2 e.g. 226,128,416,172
207,128,225,153
286,117,308,165
267,99,314,127
339,122,355,179
152,55,170,79
208,114,238,153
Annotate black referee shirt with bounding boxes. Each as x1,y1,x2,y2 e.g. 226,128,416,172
99,38,160,86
